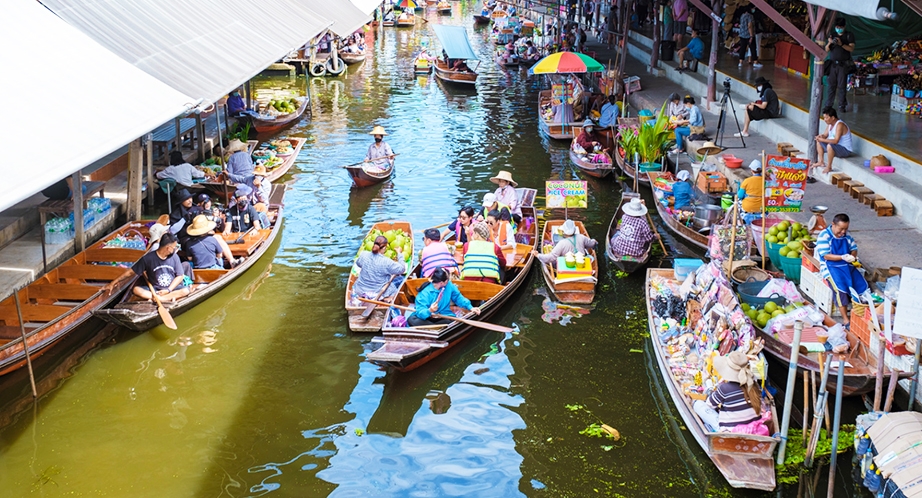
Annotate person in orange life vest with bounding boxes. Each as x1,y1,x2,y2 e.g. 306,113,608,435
419,229,459,278
461,222,506,284
486,208,516,251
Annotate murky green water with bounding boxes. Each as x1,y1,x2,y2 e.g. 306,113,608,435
0,4,863,497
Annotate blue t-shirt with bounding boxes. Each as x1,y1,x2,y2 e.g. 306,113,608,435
672,181,693,209
687,105,704,127
187,235,223,269
687,37,705,60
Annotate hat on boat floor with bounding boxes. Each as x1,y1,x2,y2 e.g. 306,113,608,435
696,141,722,156
490,170,518,187
369,125,388,136
622,197,648,217
186,215,217,237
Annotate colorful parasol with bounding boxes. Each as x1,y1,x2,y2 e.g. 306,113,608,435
397,0,419,8
528,51,605,75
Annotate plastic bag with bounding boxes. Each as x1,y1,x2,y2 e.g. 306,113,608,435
884,275,900,301
757,278,804,303
708,224,751,263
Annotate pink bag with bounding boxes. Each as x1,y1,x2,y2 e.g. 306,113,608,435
730,410,771,436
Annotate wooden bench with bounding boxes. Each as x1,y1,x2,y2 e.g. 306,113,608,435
841,180,863,194
403,278,504,302
863,193,885,206
851,186,874,202
873,199,894,217
830,173,850,187
56,265,131,282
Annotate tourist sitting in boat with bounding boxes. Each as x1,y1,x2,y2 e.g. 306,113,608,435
185,215,239,269
598,95,620,129
451,59,472,72
490,171,522,224
227,90,246,116
442,206,475,244
815,213,869,328
131,232,192,302
610,198,656,257
478,193,515,229
354,235,406,300
224,139,255,184
188,193,225,234
737,160,764,225
524,41,539,62
533,219,598,266
169,189,195,237
420,229,459,277
487,209,516,251
224,186,262,235
693,351,768,434
250,165,271,208
364,125,395,171
407,268,481,327
461,222,506,284
671,170,694,210
671,96,704,155
157,151,207,187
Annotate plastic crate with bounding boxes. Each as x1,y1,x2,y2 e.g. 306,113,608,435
800,267,815,297
813,274,836,316
623,75,641,93
851,305,871,346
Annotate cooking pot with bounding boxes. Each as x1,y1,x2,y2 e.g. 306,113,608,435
693,204,723,229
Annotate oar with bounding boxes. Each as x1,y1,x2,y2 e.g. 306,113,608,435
361,275,397,318
146,273,177,330
228,226,256,245
340,153,400,168
645,210,667,255
424,221,453,231
357,297,514,333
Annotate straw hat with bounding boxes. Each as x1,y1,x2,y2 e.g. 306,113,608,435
369,125,388,136
713,351,754,387
253,165,269,176
481,192,497,207
696,142,722,156
561,219,577,236
186,215,217,237
490,170,518,187
156,214,171,226
676,170,690,181
622,197,648,217
148,223,168,246
227,139,248,154
582,119,595,129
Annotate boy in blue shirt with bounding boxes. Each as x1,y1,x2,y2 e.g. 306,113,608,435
676,30,704,72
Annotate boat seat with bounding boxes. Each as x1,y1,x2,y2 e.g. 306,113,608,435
56,265,131,282
29,283,99,302
0,304,69,326
193,269,228,283
84,248,146,263
403,278,504,301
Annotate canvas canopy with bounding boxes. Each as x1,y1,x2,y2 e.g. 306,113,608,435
432,25,479,60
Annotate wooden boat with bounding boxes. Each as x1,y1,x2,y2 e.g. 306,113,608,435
538,219,598,304
537,90,581,140
646,268,780,491
438,2,451,14
569,137,614,179
473,14,491,24
614,148,656,187
605,192,654,274
366,205,538,371
0,223,145,376
396,13,415,27
647,171,710,250
93,184,286,331
345,221,414,332
433,59,478,85
382,18,396,27
340,51,366,65
414,55,433,74
250,97,309,134
345,159,396,188
262,137,306,183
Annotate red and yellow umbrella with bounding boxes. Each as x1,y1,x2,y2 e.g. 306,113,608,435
398,0,419,8
528,51,605,75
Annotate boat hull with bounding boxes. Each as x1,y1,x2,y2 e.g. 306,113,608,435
340,52,366,65
539,219,598,304
605,192,652,274
251,97,310,134
345,161,395,188
569,140,614,179
434,61,477,85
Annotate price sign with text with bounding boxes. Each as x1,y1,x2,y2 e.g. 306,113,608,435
546,180,587,209
763,154,809,212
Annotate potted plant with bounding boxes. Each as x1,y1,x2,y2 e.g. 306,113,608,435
636,103,674,172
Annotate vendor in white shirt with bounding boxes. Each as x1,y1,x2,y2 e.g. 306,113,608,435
157,151,207,187
364,125,395,171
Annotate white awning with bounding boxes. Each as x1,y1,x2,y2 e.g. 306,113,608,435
40,0,334,104
0,1,194,213
350,0,383,16
306,0,373,37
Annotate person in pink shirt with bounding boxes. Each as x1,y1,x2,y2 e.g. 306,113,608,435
419,229,459,277
490,170,522,223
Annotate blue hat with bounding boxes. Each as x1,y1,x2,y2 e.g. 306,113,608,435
234,185,252,198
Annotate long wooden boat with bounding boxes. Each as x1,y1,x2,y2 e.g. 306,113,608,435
345,221,414,332
473,14,491,24
569,137,614,179
382,18,396,27
366,206,537,371
647,171,709,250
537,90,581,140
250,97,309,134
340,51,366,65
438,2,452,14
538,219,598,304
433,59,478,85
94,184,286,331
396,13,415,27
494,55,520,68
614,147,656,187
646,267,780,491
0,223,145,376
345,159,396,188
605,192,653,274
263,137,306,183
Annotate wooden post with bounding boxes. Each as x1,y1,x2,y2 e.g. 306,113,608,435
14,291,37,398
707,0,721,104
884,367,900,412
245,80,252,110
173,116,182,154
873,336,886,412
195,111,205,163
761,150,767,269
72,170,84,253
803,370,809,447
650,1,661,70
146,133,155,208
127,138,143,221
777,320,804,465
807,10,829,165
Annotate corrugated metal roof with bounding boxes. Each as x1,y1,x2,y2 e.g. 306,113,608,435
432,25,479,60
304,0,372,36
350,0,384,16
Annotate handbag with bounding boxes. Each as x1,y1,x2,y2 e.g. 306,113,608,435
690,125,706,135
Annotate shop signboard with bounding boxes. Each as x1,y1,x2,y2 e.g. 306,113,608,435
546,180,587,209
763,154,809,212
893,267,922,339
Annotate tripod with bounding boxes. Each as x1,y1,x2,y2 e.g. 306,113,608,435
715,84,746,149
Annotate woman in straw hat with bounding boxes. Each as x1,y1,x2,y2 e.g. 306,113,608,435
224,139,255,184
490,170,522,223
185,215,239,270
609,197,656,257
364,126,395,171
251,164,271,205
693,350,765,433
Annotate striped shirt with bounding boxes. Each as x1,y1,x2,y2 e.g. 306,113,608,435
814,227,857,281
706,382,760,431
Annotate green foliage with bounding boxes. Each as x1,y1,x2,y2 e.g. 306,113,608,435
775,425,855,485
565,404,584,412
635,103,674,164
579,423,610,438
227,121,252,143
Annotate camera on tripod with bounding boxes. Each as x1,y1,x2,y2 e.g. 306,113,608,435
723,78,731,91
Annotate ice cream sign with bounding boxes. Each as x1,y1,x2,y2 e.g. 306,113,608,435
546,180,588,209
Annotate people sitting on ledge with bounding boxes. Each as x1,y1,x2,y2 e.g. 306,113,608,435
735,77,779,138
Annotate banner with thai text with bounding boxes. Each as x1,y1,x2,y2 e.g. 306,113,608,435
764,154,809,212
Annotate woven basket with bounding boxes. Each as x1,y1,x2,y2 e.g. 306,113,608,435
732,266,771,285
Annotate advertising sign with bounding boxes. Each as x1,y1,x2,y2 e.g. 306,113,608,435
763,154,809,212
546,180,587,209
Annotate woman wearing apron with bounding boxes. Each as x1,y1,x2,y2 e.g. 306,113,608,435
815,213,868,327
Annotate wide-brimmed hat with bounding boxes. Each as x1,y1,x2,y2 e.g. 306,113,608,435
676,170,690,181
561,219,577,236
148,223,168,246
582,119,595,129
749,159,762,171
253,165,269,176
713,351,754,387
226,139,248,154
622,197,648,217
369,125,388,136
696,142,722,156
754,76,769,86
482,192,497,207
490,170,518,187
174,189,193,205
186,215,217,236
156,214,171,226
234,185,253,198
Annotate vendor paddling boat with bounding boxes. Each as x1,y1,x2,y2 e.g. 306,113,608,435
396,12,415,27
538,90,581,140
414,52,434,74
569,135,614,179
345,158,396,188
605,192,654,274
538,219,598,304
432,25,479,86
94,185,286,331
249,97,309,134
473,13,491,24
646,265,780,491
0,222,147,376
647,171,710,251
345,221,414,332
366,205,537,371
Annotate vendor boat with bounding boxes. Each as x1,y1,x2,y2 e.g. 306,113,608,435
605,192,654,274
249,97,309,134
645,266,780,491
569,136,614,179
538,90,581,140
345,158,396,188
366,205,537,371
434,59,478,85
93,185,286,331
345,221,414,333
538,219,598,304
432,25,479,86
437,2,451,14
647,171,710,250
0,222,146,376
494,53,520,68
204,137,304,204
473,13,491,24
414,53,433,74
396,12,415,27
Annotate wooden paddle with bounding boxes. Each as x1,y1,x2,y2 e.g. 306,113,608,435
146,274,177,330
361,275,396,318
228,226,257,245
357,297,514,333
340,153,400,168
424,221,453,231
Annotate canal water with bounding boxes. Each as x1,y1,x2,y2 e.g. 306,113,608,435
0,4,861,497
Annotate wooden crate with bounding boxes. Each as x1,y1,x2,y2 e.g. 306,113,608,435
696,171,728,194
